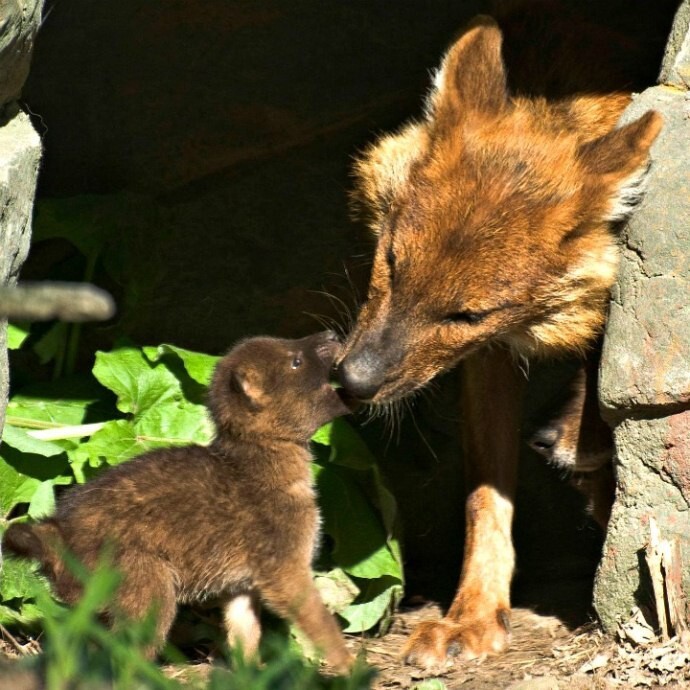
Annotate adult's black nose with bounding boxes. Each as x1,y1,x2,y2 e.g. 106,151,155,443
338,351,385,401
528,426,559,457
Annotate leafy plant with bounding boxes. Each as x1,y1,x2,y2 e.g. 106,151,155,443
2,560,376,690
0,339,402,641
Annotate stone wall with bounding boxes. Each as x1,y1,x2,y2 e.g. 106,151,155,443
0,0,44,433
595,0,690,631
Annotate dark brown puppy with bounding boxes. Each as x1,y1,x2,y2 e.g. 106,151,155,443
3,331,353,671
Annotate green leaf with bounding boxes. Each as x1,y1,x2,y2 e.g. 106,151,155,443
7,323,29,350
0,556,51,603
341,577,402,633
93,347,183,416
0,455,40,517
314,463,402,581
0,444,71,484
28,480,56,519
6,376,116,429
136,403,213,446
314,569,360,613
33,321,69,365
312,418,377,470
71,403,212,469
2,425,66,457
143,344,220,386
314,419,399,542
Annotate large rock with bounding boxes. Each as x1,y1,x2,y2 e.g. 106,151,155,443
596,48,690,629
599,87,690,418
0,0,44,433
0,0,43,106
659,0,690,89
0,109,42,432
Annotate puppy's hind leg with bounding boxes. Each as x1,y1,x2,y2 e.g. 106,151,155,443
111,553,177,657
223,592,261,662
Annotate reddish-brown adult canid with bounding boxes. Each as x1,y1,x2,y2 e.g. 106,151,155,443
4,332,353,671
337,6,662,668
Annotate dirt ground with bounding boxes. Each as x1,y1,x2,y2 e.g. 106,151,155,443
2,603,689,689
345,604,690,689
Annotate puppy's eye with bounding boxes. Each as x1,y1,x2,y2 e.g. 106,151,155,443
291,355,303,369
443,311,486,325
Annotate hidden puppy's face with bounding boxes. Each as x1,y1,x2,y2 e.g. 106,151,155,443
210,331,352,441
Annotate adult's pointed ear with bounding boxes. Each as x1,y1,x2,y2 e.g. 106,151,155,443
579,111,663,221
427,15,508,124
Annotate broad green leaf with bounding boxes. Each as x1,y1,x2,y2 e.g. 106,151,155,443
93,347,182,416
71,403,211,469
0,455,40,517
1,425,66,457
7,323,29,350
312,418,377,470
6,377,116,429
71,420,155,468
143,344,220,387
0,600,45,627
0,444,71,484
341,577,402,633
315,463,402,581
28,480,56,519
314,569,359,613
314,419,399,541
0,556,50,603
33,321,69,365
136,403,213,446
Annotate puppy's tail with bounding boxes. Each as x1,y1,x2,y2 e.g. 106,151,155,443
3,520,65,579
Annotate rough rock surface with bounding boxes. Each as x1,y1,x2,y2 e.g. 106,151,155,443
0,110,42,432
596,19,690,630
659,0,690,88
599,87,690,418
0,0,43,106
0,0,44,433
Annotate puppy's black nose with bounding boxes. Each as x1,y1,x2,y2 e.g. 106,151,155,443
338,351,385,401
528,427,559,456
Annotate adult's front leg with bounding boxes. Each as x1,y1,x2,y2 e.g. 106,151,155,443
404,345,524,667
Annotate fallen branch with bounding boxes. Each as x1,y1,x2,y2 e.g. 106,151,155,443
0,282,115,322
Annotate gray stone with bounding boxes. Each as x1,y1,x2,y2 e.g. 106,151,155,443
659,0,690,89
594,413,690,632
600,86,690,421
596,81,690,631
0,0,44,106
0,109,42,432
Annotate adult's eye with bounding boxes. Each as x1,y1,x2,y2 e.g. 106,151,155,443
443,311,486,325
291,355,303,369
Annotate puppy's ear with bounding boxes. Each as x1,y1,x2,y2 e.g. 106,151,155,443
230,367,265,410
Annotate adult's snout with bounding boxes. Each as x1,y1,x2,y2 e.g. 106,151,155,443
337,351,386,401
528,426,559,457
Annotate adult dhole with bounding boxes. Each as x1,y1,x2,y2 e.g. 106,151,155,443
337,6,662,668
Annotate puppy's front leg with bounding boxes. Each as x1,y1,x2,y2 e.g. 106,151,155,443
261,574,353,673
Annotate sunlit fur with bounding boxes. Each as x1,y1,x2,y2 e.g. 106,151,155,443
345,17,661,399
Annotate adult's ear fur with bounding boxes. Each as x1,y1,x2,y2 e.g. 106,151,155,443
578,110,663,222
426,15,509,125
